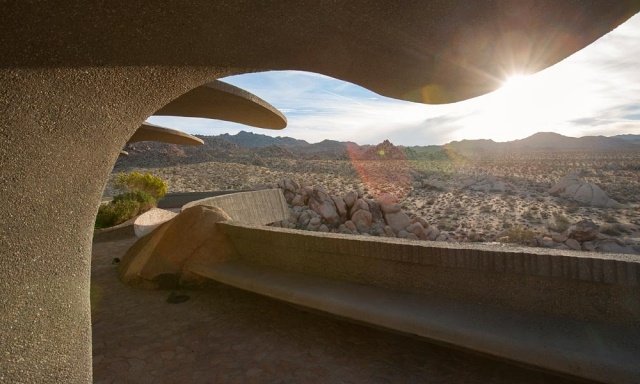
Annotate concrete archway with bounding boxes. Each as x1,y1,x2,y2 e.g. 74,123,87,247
1,2,639,382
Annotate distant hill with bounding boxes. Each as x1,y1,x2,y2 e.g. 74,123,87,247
615,134,640,144
115,130,640,169
219,131,309,148
445,132,639,155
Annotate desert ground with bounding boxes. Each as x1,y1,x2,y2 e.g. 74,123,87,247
106,149,640,255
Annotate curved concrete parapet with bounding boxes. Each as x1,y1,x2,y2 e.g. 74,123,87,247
119,205,236,288
182,189,288,225
128,123,204,146
154,80,287,129
189,222,640,384
92,216,137,243
133,208,178,238
157,190,252,209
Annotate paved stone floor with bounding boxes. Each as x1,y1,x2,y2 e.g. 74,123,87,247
92,237,589,384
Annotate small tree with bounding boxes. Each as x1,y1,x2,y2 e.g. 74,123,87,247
114,171,167,199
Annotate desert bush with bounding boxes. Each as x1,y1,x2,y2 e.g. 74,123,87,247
548,212,571,233
601,224,623,236
501,225,537,246
95,188,162,229
113,191,156,212
95,199,140,229
114,171,168,199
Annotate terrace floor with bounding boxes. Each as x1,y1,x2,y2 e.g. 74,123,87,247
91,236,588,384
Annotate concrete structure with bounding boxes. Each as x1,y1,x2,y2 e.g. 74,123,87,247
121,189,288,285
119,191,640,383
133,208,178,238
2,3,640,382
128,123,204,146
182,189,288,224
154,80,287,129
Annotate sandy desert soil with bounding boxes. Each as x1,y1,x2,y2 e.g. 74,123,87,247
106,150,640,254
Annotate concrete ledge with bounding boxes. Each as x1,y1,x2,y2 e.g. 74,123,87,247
157,190,251,209
188,260,640,384
220,222,640,324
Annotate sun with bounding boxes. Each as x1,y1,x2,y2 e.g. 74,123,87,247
501,74,531,94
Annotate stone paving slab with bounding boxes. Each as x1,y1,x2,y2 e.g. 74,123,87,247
92,237,589,384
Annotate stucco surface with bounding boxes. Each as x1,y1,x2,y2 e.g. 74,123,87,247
128,124,204,146
1,2,640,382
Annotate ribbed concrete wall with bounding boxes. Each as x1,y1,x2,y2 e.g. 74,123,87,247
220,222,640,324
182,189,288,225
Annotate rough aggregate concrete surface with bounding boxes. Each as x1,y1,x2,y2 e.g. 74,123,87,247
1,1,639,382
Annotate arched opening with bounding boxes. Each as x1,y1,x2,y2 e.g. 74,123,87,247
3,3,640,383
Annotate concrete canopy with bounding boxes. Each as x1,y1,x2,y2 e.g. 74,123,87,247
154,80,287,129
128,123,204,146
1,2,639,383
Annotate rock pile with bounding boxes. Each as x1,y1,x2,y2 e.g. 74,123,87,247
549,173,623,208
534,219,639,254
273,178,447,241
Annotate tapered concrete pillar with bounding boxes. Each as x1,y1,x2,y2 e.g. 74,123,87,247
0,67,222,382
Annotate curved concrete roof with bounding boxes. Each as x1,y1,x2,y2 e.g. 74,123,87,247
2,3,640,383
155,80,287,129
128,123,204,146
2,2,639,103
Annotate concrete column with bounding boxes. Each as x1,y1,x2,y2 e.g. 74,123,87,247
0,66,219,382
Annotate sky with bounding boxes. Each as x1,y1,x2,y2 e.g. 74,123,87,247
149,13,640,146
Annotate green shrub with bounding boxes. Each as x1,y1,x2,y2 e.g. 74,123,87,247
113,191,156,212
95,199,140,229
95,190,161,229
548,212,570,233
114,171,168,199
501,225,537,246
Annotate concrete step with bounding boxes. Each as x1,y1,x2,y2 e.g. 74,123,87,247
187,260,640,384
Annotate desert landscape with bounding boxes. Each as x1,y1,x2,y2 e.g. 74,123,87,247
107,131,640,255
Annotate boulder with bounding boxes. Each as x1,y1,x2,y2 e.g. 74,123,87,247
291,194,307,207
549,173,623,208
551,232,568,243
332,196,348,221
383,225,396,237
344,191,358,209
565,238,582,251
280,178,300,193
351,210,373,232
344,220,357,233
307,217,322,231
426,227,440,241
568,219,599,242
350,198,370,216
380,202,401,214
595,239,636,254
384,210,411,234
367,199,384,223
406,222,426,239
308,188,340,226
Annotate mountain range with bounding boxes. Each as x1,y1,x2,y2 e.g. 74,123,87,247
115,131,640,169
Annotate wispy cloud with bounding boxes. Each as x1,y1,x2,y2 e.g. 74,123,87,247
150,13,640,145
